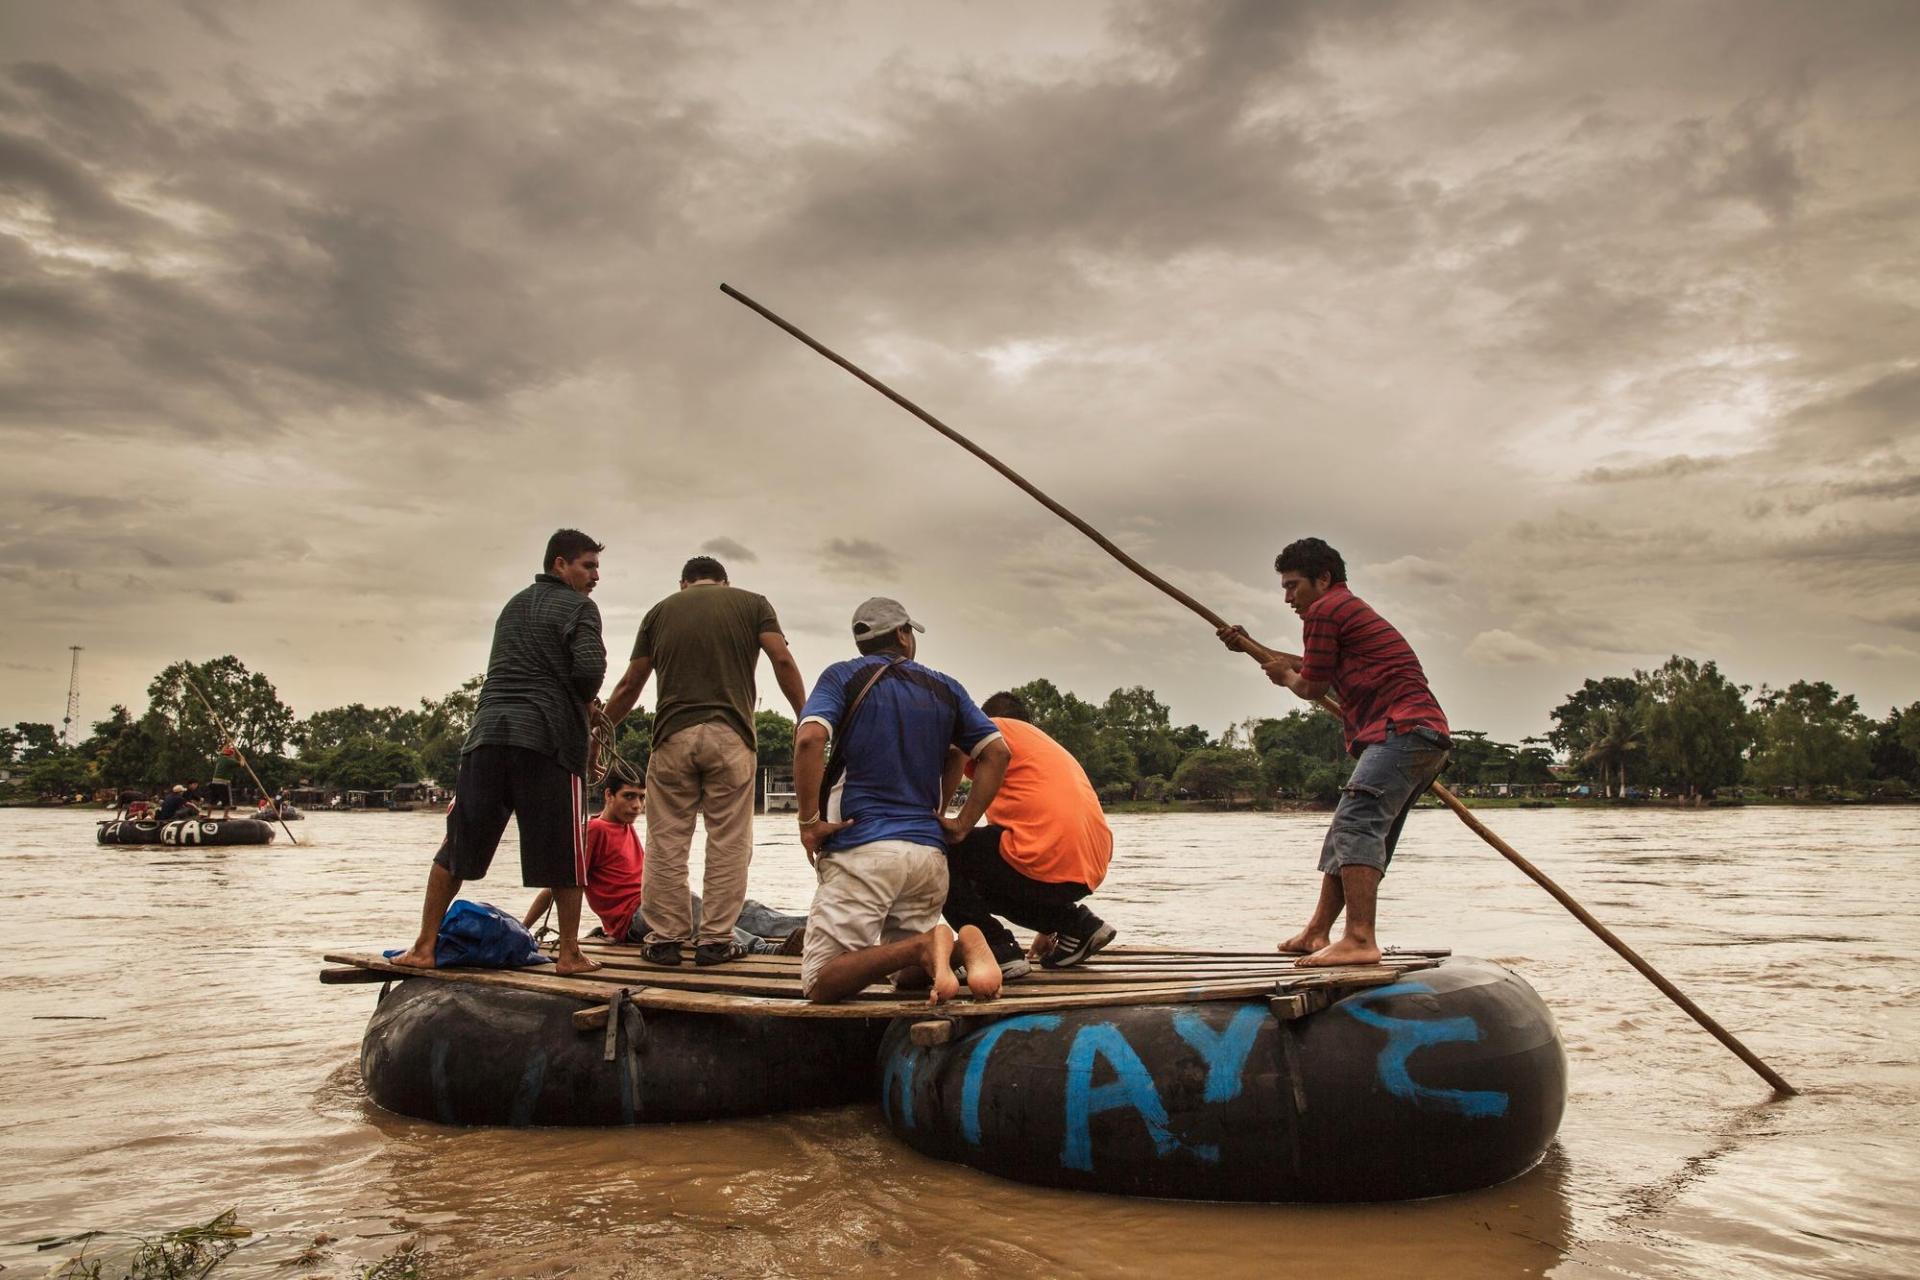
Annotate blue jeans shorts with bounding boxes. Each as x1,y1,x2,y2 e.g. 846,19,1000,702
1319,728,1450,876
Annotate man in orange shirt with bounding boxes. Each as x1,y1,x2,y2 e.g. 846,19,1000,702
941,691,1117,979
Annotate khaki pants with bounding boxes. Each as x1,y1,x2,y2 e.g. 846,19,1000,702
643,722,758,946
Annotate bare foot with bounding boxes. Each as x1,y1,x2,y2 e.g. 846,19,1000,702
953,925,1002,1001
1027,932,1058,964
1277,928,1331,955
1296,936,1382,967
922,925,962,1005
390,944,436,970
554,952,603,976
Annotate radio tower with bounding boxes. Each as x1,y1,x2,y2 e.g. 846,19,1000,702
60,646,82,747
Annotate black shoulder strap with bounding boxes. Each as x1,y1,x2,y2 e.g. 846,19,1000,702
819,657,902,816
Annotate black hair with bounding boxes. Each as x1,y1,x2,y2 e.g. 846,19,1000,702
545,529,604,572
1274,537,1347,585
680,555,727,584
981,692,1030,721
602,764,643,796
856,629,909,657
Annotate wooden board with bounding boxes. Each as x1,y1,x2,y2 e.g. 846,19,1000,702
320,948,1436,1022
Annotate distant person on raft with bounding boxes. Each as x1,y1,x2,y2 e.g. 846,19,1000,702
207,744,239,815
794,597,1011,1004
1218,537,1452,967
940,690,1116,979
392,528,609,977
601,554,809,968
521,764,806,955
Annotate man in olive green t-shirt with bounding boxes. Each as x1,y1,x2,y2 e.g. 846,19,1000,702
603,555,808,966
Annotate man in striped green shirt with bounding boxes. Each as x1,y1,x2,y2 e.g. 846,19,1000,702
393,529,609,976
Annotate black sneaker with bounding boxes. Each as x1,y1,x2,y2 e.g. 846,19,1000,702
1041,919,1116,969
694,940,749,967
640,941,683,967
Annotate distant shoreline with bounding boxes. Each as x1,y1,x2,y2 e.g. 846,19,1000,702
1102,795,1919,815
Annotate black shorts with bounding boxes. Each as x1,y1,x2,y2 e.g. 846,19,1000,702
206,781,232,807
433,744,585,888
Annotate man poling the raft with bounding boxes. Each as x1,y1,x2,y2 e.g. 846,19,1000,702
718,282,1795,1097
1215,538,1450,968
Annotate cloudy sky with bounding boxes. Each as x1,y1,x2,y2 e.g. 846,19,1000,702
3,0,1916,745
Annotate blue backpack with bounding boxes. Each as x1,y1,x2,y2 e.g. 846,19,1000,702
386,900,552,969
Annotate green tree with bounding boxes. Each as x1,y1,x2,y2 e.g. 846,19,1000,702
1748,681,1873,791
1868,702,1920,786
411,674,486,786
81,705,167,792
1635,656,1752,797
1549,676,1641,779
1301,763,1348,805
1084,728,1140,798
26,749,91,799
1171,747,1264,801
1008,678,1101,762
9,722,61,762
1581,705,1645,798
294,703,414,754
145,657,296,783
310,735,425,791
755,710,795,767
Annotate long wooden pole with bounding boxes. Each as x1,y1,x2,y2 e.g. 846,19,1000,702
180,668,300,847
719,282,1796,1097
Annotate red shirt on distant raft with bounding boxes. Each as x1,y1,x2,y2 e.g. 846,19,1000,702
1298,583,1449,755
582,816,646,940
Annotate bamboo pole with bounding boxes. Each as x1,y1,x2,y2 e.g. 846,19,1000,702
719,282,1797,1097
180,668,300,847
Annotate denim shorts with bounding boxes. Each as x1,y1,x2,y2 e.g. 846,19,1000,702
1319,728,1450,875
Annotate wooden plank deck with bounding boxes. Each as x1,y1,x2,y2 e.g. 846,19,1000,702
320,940,1443,1022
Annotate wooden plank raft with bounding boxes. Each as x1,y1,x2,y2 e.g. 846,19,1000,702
321,941,1443,1028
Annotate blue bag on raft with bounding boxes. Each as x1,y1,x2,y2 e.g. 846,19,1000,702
384,900,553,968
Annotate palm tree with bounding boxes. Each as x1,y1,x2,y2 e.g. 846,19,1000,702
1581,706,1646,799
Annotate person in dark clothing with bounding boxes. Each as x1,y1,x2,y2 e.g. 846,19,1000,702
392,529,609,976
154,785,194,823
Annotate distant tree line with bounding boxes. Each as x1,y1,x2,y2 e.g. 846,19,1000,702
4,652,1917,804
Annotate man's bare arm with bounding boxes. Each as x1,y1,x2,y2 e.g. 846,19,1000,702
759,632,808,718
602,656,655,724
940,745,967,812
522,889,554,930
941,737,1011,842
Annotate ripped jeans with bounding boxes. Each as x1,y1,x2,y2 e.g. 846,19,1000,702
1318,728,1450,875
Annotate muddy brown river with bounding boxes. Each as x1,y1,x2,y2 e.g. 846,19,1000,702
2,805,1915,1277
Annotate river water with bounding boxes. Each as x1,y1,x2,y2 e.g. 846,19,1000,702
1,804,1915,1278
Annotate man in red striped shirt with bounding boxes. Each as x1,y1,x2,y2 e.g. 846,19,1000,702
1219,537,1451,967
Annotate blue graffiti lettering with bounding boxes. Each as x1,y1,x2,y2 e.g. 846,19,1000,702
1171,1005,1266,1103
1062,1024,1219,1171
1342,982,1509,1118
882,1047,917,1129
959,1014,1061,1145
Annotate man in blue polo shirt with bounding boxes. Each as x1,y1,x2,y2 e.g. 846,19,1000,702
793,597,1013,1004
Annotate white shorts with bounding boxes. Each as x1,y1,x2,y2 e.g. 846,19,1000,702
801,840,948,996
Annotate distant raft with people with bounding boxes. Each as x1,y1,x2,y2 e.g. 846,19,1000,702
877,955,1565,1202
97,815,277,846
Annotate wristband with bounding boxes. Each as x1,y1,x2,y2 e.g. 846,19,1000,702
798,814,822,826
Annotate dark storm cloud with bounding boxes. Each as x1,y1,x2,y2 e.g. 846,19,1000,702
699,537,758,563
820,538,899,579
1582,456,1732,485
0,5,720,436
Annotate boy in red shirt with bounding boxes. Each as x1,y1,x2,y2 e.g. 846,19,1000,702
1218,537,1451,968
524,767,803,952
